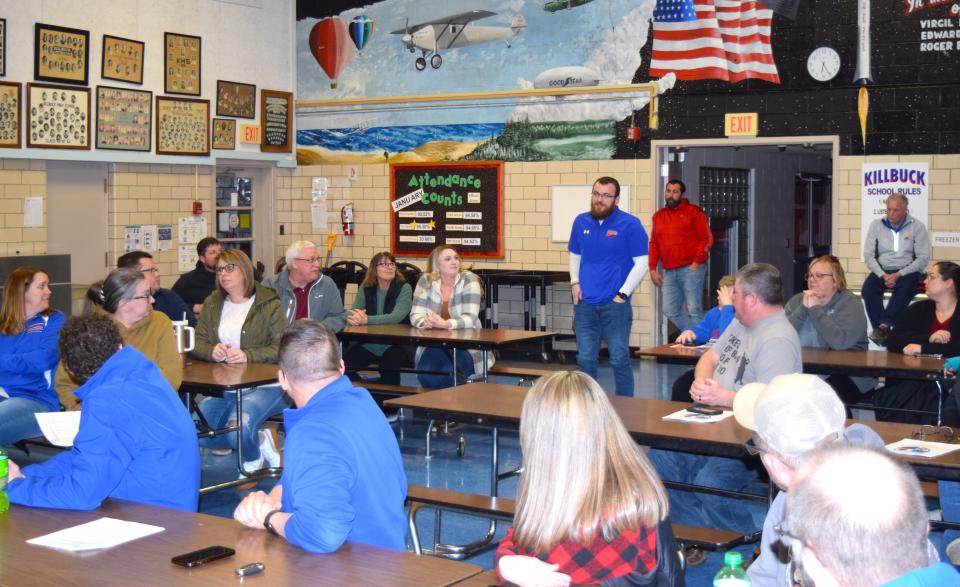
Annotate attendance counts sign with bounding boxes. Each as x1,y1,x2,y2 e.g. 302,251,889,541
860,162,928,253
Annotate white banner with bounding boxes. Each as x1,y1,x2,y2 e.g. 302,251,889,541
860,162,929,254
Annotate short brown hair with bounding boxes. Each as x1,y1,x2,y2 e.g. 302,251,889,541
809,255,847,290
216,248,255,298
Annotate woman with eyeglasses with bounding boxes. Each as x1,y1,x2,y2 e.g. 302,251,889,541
55,267,181,411
410,245,491,388
874,261,960,424
0,267,65,445
344,252,413,386
495,370,681,587
784,255,873,413
193,248,287,473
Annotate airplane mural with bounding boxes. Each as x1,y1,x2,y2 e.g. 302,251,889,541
391,10,526,70
544,0,596,12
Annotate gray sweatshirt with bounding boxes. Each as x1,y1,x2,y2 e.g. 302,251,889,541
863,215,930,277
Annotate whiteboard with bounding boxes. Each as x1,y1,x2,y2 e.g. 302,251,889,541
550,185,632,242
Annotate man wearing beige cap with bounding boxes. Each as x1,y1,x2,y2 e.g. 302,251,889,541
733,373,884,586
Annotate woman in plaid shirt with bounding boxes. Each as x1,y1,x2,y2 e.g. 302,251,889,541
409,245,492,388
496,371,681,586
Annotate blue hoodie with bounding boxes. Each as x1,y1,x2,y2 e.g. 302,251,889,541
8,346,200,512
689,304,735,345
0,311,64,410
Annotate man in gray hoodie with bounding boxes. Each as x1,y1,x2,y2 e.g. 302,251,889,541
262,240,346,332
861,193,929,345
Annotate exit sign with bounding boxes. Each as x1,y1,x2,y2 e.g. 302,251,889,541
724,113,759,137
239,123,261,144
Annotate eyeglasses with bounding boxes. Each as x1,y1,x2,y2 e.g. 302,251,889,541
591,190,617,200
130,293,153,302
139,267,160,274
743,436,763,456
377,261,396,268
215,263,238,274
912,425,955,442
805,272,834,281
294,256,322,264
921,272,942,281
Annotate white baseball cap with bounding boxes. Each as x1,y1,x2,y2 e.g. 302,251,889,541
733,373,846,457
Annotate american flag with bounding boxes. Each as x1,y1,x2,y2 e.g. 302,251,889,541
650,0,781,84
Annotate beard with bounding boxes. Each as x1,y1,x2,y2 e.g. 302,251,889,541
665,198,680,209
591,203,614,220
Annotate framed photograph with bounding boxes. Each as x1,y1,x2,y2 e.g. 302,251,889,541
26,83,90,149
0,81,21,148
0,19,6,77
164,32,201,96
156,96,209,156
34,23,90,85
216,80,255,119
260,89,292,153
96,85,152,152
212,118,236,150
102,35,144,85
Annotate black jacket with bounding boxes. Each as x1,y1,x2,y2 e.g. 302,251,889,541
172,261,217,308
886,299,960,357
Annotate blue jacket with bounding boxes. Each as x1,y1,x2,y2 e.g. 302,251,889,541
880,562,960,586
279,375,407,553
153,287,196,326
568,207,649,304
690,305,735,344
0,310,64,411
8,346,200,512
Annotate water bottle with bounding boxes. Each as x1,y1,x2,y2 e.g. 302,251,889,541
713,551,750,586
0,446,9,513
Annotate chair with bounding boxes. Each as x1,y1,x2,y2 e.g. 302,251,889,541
396,261,423,287
322,260,368,301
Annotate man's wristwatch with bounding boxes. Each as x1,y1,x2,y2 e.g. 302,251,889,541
616,292,628,301
263,509,283,536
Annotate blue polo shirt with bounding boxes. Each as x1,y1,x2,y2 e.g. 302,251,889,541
568,207,648,305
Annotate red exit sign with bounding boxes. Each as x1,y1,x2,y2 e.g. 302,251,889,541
724,113,759,137
239,123,261,144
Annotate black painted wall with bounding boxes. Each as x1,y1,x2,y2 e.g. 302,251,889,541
621,0,960,158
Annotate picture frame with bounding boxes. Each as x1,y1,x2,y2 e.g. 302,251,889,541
96,85,152,152
212,118,236,150
101,35,145,85
155,96,209,156
26,82,91,149
216,80,255,119
0,81,21,148
163,32,202,96
34,23,90,86
0,19,7,77
260,89,292,153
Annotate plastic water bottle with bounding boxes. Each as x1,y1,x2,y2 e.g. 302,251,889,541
713,551,750,586
0,446,9,513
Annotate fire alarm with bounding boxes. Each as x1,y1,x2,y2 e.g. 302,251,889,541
192,201,203,215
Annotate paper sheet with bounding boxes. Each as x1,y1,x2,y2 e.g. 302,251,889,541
24,197,43,227
34,411,81,447
27,517,165,551
886,439,960,459
662,408,734,424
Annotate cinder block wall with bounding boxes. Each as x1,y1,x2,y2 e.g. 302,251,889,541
0,159,47,256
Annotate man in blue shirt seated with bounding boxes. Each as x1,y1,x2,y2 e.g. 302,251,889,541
232,319,407,553
6,313,200,512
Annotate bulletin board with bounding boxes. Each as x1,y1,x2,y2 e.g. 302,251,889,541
390,161,503,258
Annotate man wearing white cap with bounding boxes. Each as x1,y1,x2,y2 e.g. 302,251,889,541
733,373,884,586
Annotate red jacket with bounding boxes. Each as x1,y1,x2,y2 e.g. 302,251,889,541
649,199,713,271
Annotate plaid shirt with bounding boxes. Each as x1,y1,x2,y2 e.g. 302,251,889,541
495,525,657,585
410,270,490,374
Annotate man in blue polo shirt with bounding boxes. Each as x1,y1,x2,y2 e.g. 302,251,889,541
568,176,649,396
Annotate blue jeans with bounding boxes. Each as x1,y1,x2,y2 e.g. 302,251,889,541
573,300,634,396
0,396,51,445
661,264,706,332
197,385,289,460
861,270,922,330
416,348,476,389
647,448,767,534
939,480,960,559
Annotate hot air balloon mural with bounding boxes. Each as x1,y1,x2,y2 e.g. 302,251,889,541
308,17,354,89
349,15,374,52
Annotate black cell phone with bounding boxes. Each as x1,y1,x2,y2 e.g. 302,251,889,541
687,404,723,416
172,545,236,568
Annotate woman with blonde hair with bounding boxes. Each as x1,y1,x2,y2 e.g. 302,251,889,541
409,245,491,387
496,370,682,586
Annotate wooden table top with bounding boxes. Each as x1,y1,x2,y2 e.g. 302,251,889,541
340,324,554,350
0,500,482,587
180,361,280,392
386,384,960,480
637,344,949,381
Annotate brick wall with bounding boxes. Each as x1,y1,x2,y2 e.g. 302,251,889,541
0,159,47,256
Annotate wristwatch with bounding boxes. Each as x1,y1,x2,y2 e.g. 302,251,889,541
263,509,283,536
616,292,628,301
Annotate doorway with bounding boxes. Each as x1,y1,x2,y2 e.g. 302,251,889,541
47,161,109,284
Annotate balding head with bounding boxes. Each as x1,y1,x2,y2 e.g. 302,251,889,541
785,445,929,587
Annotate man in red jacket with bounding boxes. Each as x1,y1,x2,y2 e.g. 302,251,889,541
649,179,713,332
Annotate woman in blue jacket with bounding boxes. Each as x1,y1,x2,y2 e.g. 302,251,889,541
0,267,65,445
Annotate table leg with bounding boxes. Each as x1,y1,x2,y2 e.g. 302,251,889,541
491,426,499,497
